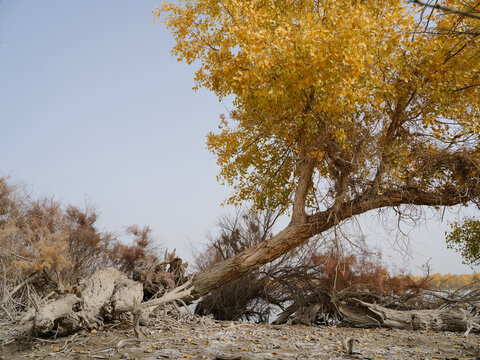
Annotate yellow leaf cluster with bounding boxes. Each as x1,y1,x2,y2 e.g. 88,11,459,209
158,0,480,211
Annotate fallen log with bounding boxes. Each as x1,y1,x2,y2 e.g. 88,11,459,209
336,299,480,335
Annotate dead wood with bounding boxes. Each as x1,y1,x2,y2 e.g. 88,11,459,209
336,298,480,334
291,303,322,325
13,262,480,340
272,303,297,325
132,250,188,300
17,267,143,337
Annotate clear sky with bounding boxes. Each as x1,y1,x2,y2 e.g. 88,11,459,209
0,0,477,275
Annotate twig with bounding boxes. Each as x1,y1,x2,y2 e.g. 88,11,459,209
1,338,15,347
0,304,15,321
410,0,480,20
7,272,39,299
115,338,143,349
87,355,109,359
57,333,78,353
132,308,146,339
77,347,116,356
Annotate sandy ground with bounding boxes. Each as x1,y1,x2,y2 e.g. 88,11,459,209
2,317,479,360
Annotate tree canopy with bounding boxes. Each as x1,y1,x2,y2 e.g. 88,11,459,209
158,0,480,230
446,216,480,265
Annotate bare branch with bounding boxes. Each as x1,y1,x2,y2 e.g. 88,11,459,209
410,0,480,20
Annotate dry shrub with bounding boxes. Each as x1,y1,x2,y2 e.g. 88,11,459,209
308,247,432,312
0,177,159,321
310,248,425,297
63,206,112,279
195,274,268,321
193,209,279,322
109,225,158,276
193,208,434,323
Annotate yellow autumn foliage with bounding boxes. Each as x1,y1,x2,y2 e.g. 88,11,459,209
157,0,480,213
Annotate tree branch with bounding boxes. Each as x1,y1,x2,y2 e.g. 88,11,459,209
291,156,316,223
307,181,480,232
410,0,480,20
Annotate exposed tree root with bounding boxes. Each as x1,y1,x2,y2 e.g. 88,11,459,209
18,268,143,337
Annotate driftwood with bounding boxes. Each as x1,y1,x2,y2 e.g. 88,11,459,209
16,254,191,338
272,303,297,325
336,299,480,335
272,291,333,326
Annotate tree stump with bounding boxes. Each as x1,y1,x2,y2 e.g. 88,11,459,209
19,268,143,336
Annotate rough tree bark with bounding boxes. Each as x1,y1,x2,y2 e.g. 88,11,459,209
17,147,480,336
19,268,143,336
336,299,480,335
21,191,480,336
139,184,480,312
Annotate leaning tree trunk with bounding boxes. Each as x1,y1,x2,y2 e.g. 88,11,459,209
18,179,480,336
140,222,316,311
336,299,480,335
17,223,315,337
140,184,480,312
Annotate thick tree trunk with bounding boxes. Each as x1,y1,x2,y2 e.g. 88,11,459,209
17,181,480,337
137,173,480,311
140,182,480,310
140,223,316,311
336,299,480,334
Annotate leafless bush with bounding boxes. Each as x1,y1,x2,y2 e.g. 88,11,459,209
193,209,279,321
193,208,442,324
0,177,159,324
109,225,159,276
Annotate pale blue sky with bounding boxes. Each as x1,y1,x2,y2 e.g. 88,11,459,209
0,0,477,275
